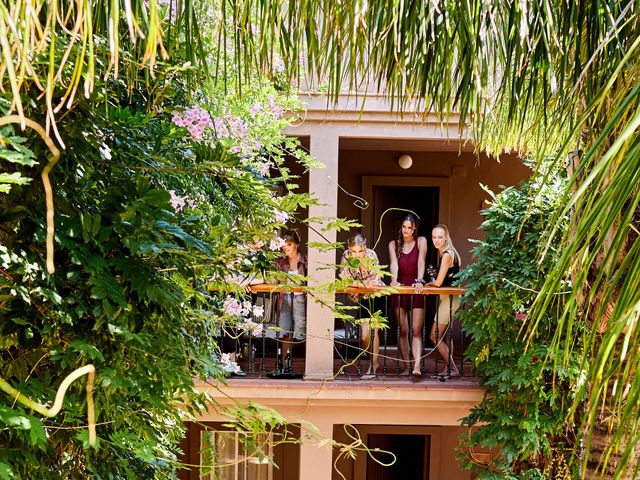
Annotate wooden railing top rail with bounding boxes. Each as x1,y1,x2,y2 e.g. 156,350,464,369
248,284,465,296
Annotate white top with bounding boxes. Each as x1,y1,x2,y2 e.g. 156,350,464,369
288,270,303,295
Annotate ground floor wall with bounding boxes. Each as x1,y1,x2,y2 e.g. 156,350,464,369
333,424,470,480
180,379,483,479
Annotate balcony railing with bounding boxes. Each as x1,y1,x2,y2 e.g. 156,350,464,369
220,284,467,381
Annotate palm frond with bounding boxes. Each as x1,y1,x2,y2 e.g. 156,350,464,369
0,0,167,139
222,0,640,475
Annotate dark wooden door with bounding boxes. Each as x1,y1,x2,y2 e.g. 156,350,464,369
369,186,439,269
366,433,430,480
368,186,440,347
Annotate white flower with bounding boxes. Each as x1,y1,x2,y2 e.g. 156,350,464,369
251,323,264,337
252,305,264,318
223,297,243,316
241,300,252,317
25,262,39,274
221,352,232,365
241,319,264,337
259,161,271,176
99,144,112,160
249,102,262,115
274,210,289,224
169,190,186,213
269,236,285,251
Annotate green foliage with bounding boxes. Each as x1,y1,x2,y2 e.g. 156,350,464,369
458,169,584,478
0,121,36,194
0,14,312,476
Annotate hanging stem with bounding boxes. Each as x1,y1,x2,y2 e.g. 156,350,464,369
0,115,61,274
0,364,96,446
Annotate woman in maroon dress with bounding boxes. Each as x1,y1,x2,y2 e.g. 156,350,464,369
388,214,427,376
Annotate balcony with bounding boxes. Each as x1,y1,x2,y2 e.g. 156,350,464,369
220,284,470,383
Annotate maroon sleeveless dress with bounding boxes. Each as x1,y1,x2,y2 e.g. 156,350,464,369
392,241,426,310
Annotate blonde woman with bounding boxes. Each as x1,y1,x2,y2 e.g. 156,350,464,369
340,234,384,376
427,224,462,377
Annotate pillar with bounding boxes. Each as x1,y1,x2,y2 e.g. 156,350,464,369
304,130,339,380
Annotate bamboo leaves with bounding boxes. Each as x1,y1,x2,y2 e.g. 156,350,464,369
0,0,165,133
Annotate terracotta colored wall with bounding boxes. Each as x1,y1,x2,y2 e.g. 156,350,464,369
336,148,531,267
441,426,473,480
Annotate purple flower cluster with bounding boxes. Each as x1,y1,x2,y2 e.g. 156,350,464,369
269,236,285,251
249,102,262,115
220,353,242,374
223,297,243,316
267,97,284,119
172,106,213,142
259,161,271,176
172,101,286,173
169,190,197,213
241,319,264,337
223,297,265,322
212,115,263,155
274,210,289,224
273,58,286,73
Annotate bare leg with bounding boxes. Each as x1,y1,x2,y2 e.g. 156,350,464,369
411,307,425,374
281,335,292,372
397,307,410,374
361,324,380,374
430,323,458,375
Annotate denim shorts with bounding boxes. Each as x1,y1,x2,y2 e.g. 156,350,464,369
279,293,306,340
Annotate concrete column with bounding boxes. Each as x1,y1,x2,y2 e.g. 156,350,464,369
298,414,334,480
305,130,339,380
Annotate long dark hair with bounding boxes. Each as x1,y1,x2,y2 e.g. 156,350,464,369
396,214,418,257
282,229,301,246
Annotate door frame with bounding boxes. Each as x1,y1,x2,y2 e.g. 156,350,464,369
360,176,451,245
353,424,442,480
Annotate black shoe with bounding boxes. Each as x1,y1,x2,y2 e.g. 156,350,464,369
285,352,292,373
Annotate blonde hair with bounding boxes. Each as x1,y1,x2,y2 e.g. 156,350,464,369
432,224,461,265
347,233,367,249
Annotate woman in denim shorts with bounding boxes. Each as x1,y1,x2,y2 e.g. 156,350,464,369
275,230,307,373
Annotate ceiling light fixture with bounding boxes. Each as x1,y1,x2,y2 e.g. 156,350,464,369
398,154,413,169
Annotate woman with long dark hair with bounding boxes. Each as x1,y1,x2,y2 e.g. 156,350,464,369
275,229,307,373
388,214,427,376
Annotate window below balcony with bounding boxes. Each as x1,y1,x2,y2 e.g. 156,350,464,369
182,422,300,480
200,431,274,480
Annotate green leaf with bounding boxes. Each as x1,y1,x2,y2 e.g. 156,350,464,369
69,339,105,362
0,144,37,166
0,172,31,186
0,462,16,480
141,189,170,208
154,221,213,254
